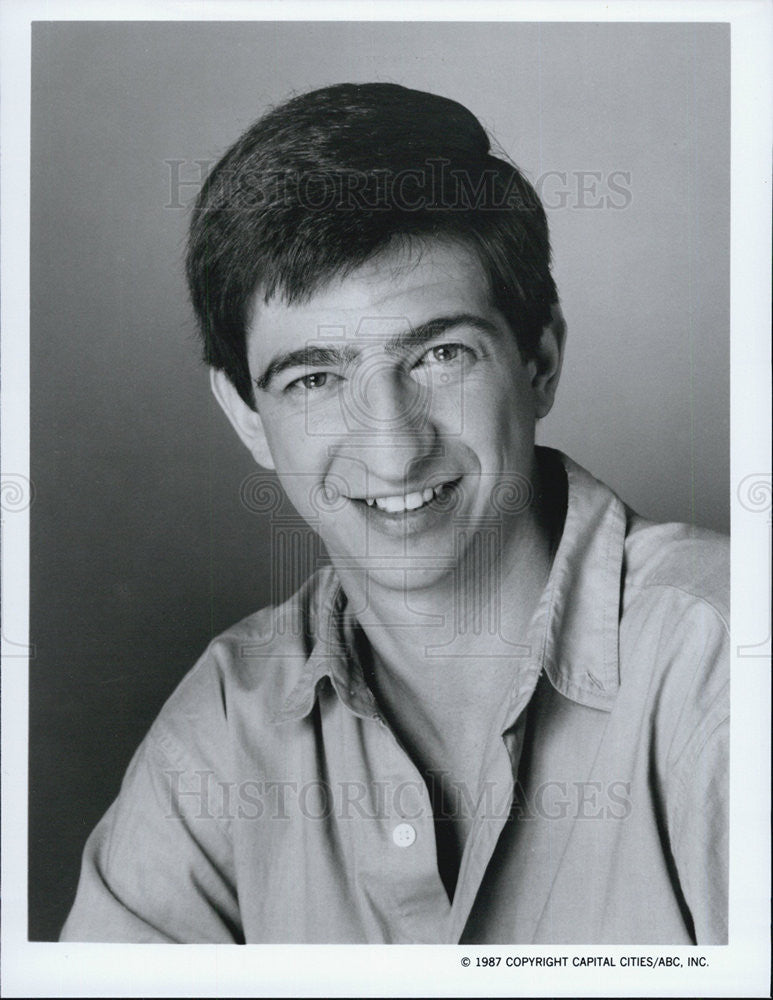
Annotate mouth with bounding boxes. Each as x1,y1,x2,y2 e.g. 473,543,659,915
349,478,461,516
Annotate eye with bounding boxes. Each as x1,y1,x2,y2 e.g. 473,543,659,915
413,341,475,371
285,372,335,393
299,372,328,389
430,344,461,363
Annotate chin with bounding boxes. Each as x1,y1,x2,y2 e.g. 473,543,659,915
361,563,456,598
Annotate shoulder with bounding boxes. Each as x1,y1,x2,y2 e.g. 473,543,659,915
144,567,338,766
617,516,729,767
622,514,729,629
198,564,338,688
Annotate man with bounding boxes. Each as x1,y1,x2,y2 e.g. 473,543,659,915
61,83,728,944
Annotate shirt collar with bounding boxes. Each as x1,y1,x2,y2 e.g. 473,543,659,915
271,448,627,724
269,574,380,724
532,448,626,711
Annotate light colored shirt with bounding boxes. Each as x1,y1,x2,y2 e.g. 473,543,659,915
60,450,729,944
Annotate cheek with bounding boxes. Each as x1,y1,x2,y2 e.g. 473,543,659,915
461,380,534,440
272,470,328,527
262,424,334,517
262,411,309,464
263,399,346,460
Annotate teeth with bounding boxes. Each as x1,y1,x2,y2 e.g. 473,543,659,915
365,481,454,513
404,491,425,511
375,493,413,513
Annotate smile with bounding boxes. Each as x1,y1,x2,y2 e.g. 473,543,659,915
355,479,459,515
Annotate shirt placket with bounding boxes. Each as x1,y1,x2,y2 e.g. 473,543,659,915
306,587,549,943
446,657,542,942
326,664,453,943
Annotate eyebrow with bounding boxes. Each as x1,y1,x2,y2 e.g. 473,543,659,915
253,312,499,392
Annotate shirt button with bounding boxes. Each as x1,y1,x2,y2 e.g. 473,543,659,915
392,822,416,847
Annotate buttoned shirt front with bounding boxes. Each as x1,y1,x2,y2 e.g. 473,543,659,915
60,450,729,944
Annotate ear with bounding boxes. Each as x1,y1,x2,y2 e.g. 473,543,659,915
209,369,275,470
527,302,566,419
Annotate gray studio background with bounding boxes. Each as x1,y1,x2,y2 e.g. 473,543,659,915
30,21,729,940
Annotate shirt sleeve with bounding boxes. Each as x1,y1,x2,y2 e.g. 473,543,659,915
59,725,243,943
665,615,729,945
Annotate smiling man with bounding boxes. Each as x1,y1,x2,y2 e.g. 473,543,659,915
61,83,729,944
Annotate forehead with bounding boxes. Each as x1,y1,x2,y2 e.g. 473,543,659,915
245,239,495,354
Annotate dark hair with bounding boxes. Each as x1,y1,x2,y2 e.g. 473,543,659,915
186,82,557,408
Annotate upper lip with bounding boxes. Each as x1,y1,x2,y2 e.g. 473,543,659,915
347,476,461,502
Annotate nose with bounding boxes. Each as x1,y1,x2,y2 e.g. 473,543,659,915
336,361,439,486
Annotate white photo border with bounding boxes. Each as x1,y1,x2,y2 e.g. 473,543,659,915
2,1,770,997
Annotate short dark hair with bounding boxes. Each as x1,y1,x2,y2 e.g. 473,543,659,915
186,82,557,408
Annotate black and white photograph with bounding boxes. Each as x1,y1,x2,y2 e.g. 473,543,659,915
1,2,770,997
